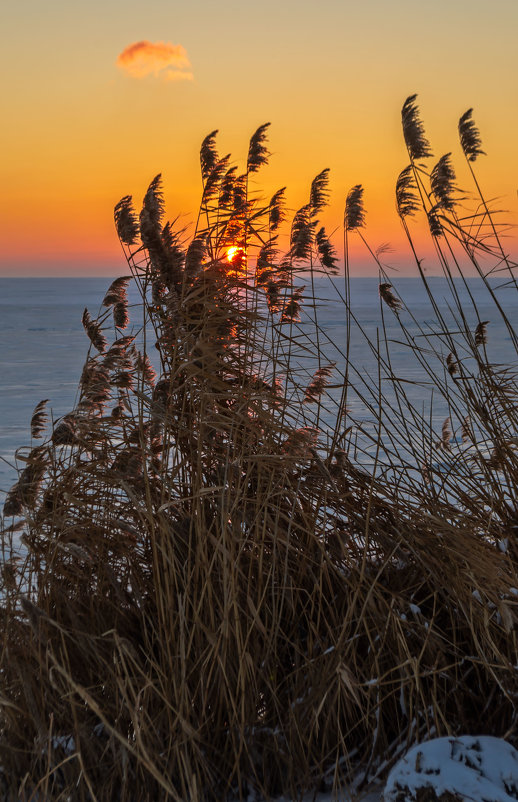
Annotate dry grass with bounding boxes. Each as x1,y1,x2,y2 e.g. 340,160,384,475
1,99,517,801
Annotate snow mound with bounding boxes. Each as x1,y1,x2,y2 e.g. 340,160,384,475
383,736,518,802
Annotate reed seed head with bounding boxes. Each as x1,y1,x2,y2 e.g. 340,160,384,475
379,283,402,313
315,227,338,272
475,320,489,346
304,363,335,404
52,414,78,445
401,94,433,160
82,309,107,354
427,208,443,237
269,187,286,232
142,174,164,229
446,352,458,376
103,277,131,307
344,185,365,231
290,205,313,260
114,196,140,246
247,122,271,173
202,155,230,203
30,399,49,439
280,286,305,323
200,130,219,180
431,153,459,211
459,109,485,162
114,301,129,329
282,426,319,458
309,169,330,215
219,166,237,207
185,235,206,279
135,351,157,387
396,165,420,219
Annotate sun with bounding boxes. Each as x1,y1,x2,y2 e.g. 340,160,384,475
225,246,247,276
226,246,243,263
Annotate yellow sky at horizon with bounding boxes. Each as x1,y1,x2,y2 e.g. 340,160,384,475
1,0,517,276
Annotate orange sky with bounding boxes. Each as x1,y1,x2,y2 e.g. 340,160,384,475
1,0,517,276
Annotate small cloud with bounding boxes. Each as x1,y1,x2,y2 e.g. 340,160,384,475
117,40,193,82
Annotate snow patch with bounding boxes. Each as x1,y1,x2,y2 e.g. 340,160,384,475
383,736,518,802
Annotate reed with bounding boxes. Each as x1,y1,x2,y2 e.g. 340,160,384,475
0,103,517,801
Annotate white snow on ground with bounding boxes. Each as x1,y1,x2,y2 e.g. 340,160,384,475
383,736,518,802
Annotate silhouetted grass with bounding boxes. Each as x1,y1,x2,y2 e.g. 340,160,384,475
1,97,517,801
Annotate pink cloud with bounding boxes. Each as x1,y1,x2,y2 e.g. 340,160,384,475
117,40,193,81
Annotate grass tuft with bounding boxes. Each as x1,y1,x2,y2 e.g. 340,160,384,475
1,106,517,801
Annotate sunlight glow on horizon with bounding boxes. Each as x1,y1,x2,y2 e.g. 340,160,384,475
1,0,517,277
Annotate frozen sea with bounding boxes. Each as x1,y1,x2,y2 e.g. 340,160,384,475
0,276,516,503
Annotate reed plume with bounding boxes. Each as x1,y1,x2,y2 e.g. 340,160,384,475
379,282,402,313
427,208,443,237
135,351,157,386
232,173,247,212
256,239,277,285
344,184,365,230
247,122,270,173
102,336,135,371
265,278,283,313
281,426,319,457
396,165,419,219
304,363,335,403
475,320,489,346
3,447,48,516
102,277,131,328
430,153,459,211
3,488,22,517
114,196,139,246
79,359,112,414
280,286,305,323
316,226,338,271
269,187,286,231
309,168,330,215
82,309,107,354
113,301,129,329
401,94,432,160
102,276,131,307
459,108,485,162
446,352,458,376
185,235,206,278
142,173,164,229
290,205,313,260
202,155,230,203
30,399,49,439
160,222,186,287
220,166,238,207
200,129,219,179
51,413,78,445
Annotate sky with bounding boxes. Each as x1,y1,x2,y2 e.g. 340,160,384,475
1,0,517,276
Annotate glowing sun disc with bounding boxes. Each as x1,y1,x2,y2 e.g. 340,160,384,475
226,246,242,262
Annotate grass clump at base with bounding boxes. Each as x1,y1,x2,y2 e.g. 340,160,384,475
1,98,517,801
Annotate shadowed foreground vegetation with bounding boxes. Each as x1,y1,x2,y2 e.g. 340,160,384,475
1,97,518,801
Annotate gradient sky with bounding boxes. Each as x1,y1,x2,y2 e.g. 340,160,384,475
1,0,517,276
